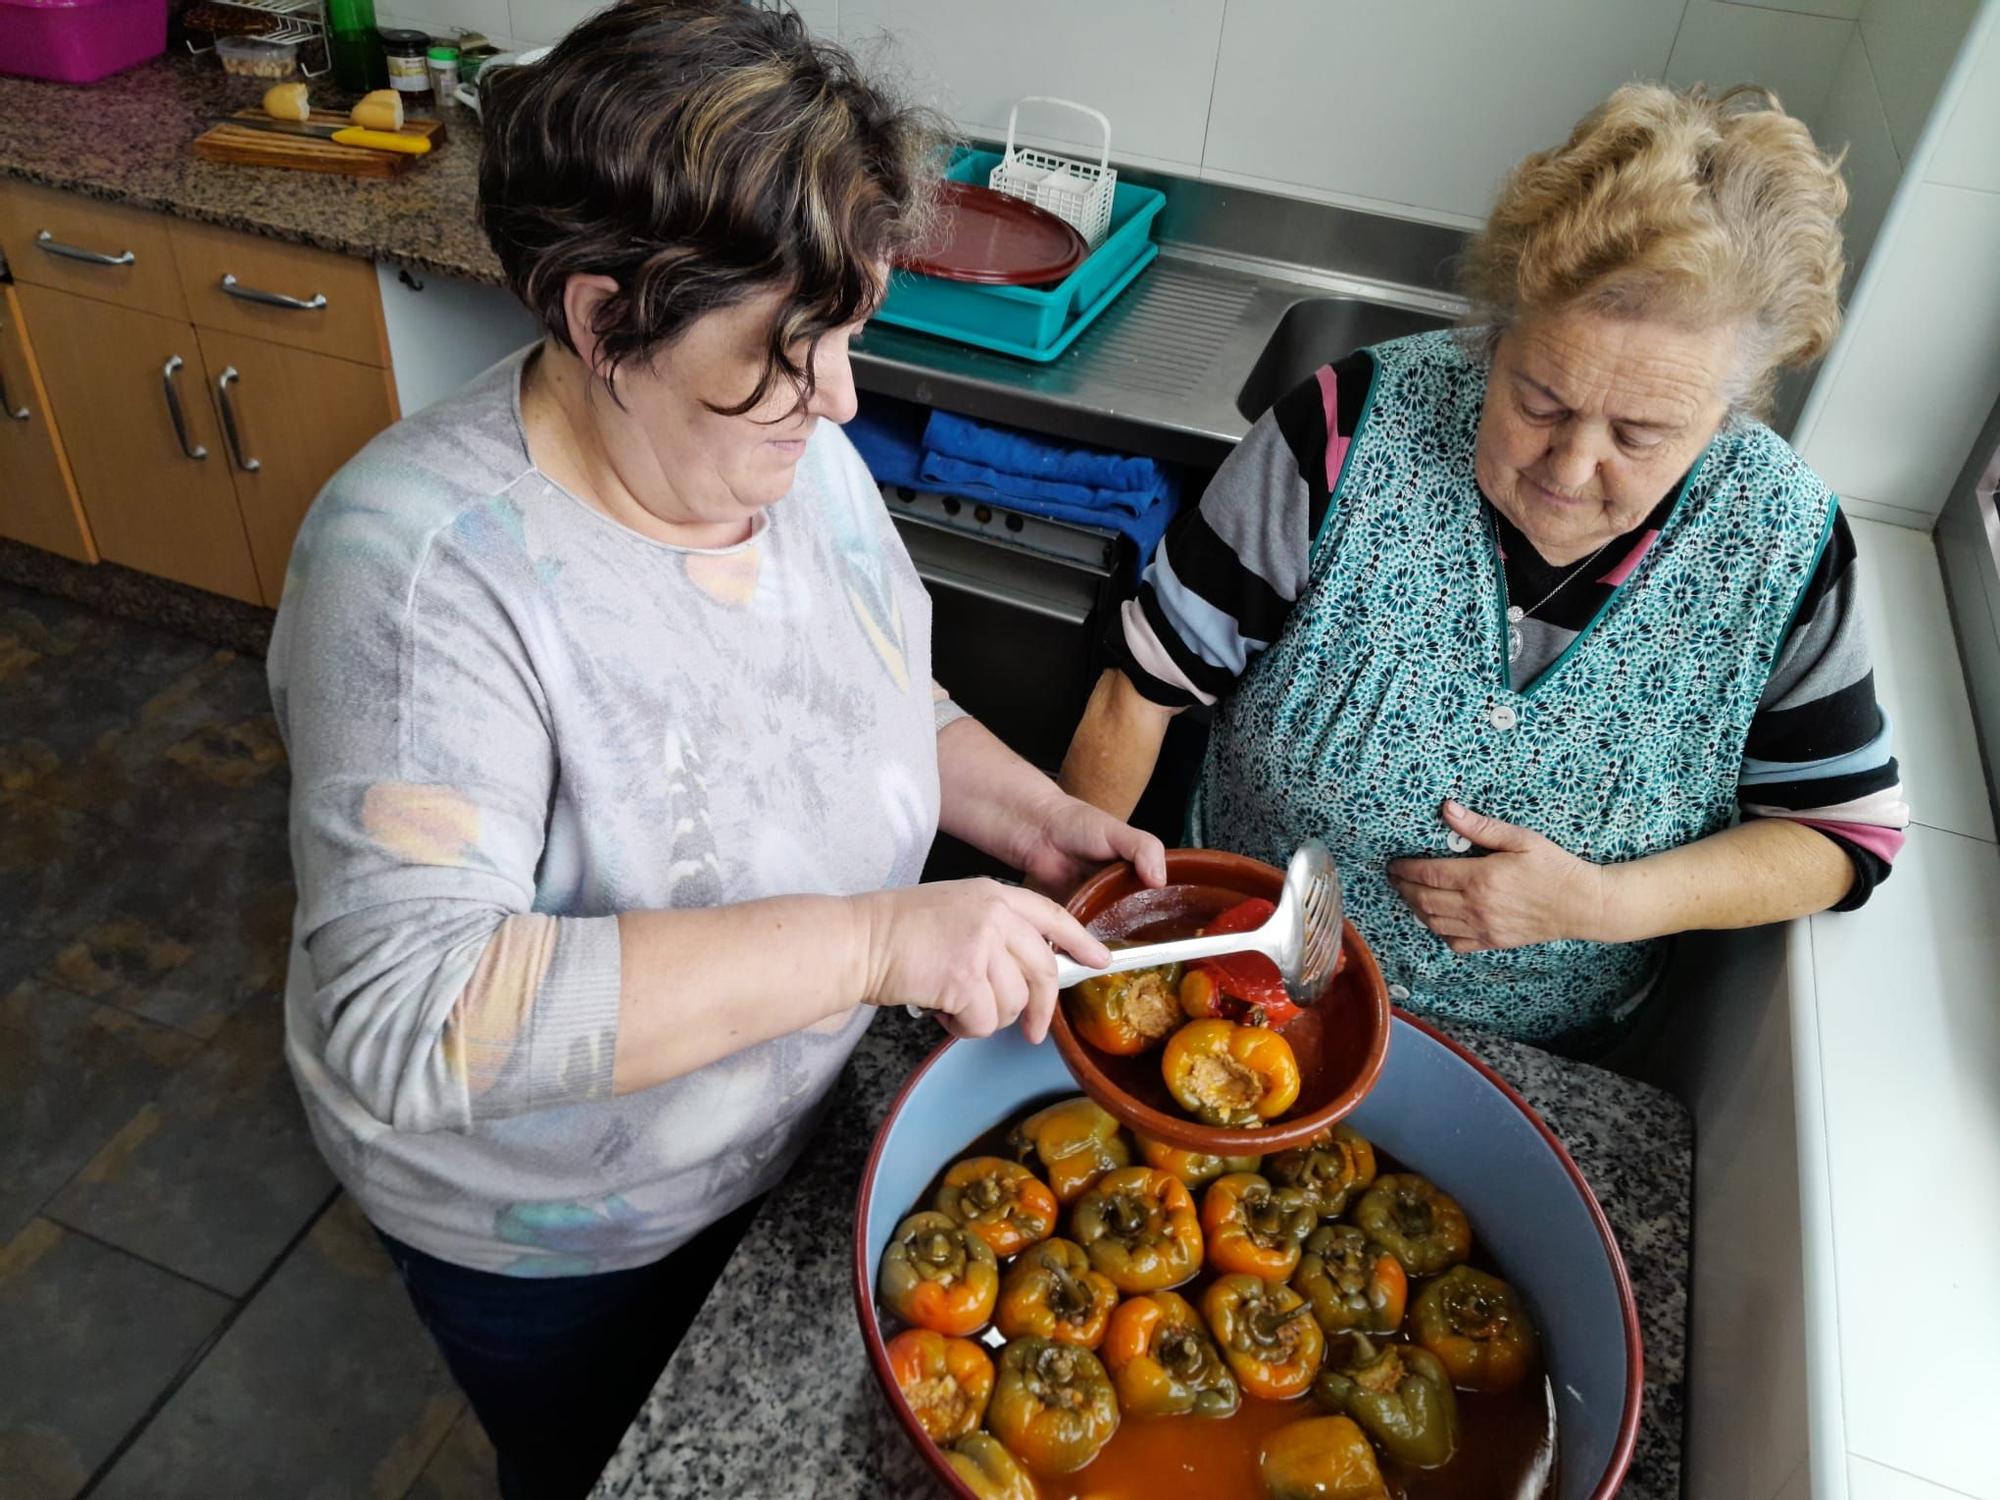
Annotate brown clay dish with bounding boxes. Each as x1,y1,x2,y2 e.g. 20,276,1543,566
896,180,1089,285
1052,848,1391,1154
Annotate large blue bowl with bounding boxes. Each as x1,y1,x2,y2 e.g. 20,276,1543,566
854,1014,1642,1498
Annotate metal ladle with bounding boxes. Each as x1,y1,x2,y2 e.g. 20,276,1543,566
1052,840,1346,1006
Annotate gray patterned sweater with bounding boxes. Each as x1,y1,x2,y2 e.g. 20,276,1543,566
268,351,943,1275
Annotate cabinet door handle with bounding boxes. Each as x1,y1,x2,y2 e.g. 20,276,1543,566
161,355,207,460
219,273,327,312
0,364,26,421
215,365,260,472
36,229,136,267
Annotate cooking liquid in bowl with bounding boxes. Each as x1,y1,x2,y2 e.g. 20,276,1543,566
885,1099,1559,1500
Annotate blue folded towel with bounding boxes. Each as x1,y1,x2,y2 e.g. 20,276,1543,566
843,399,1180,572
918,412,1178,566
844,400,927,492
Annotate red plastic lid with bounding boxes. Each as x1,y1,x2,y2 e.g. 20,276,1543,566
897,180,1088,286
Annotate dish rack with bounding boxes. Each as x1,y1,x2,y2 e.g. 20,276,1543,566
988,97,1116,250
184,0,332,77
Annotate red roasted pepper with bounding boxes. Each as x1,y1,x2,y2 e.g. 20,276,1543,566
1178,898,1301,1029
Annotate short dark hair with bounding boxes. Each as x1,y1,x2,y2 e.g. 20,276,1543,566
479,0,939,413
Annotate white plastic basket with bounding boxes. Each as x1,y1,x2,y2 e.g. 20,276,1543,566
987,97,1117,251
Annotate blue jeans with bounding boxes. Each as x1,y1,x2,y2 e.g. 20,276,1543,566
376,1200,759,1500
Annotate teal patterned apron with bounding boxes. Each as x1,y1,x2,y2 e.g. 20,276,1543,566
1192,329,1836,1043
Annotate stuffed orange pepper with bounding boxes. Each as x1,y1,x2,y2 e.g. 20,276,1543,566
880,1211,998,1336
1352,1174,1472,1277
988,1337,1120,1477
1007,1096,1131,1204
1101,1289,1240,1419
1069,1166,1204,1293
1264,1123,1378,1219
943,1433,1038,1500
1070,962,1184,1055
1258,1414,1390,1500
1291,1223,1408,1337
1412,1265,1540,1393
885,1327,993,1444
996,1236,1119,1349
1202,1272,1325,1400
934,1156,1058,1258
1135,1132,1261,1189
1202,1171,1317,1280
1161,1018,1300,1128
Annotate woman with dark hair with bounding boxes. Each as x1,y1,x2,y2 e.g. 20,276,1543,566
265,4,1160,1493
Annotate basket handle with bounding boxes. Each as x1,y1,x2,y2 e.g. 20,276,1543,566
1003,97,1112,175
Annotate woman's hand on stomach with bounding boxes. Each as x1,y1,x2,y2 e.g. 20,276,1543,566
856,880,1112,1043
1386,801,1610,952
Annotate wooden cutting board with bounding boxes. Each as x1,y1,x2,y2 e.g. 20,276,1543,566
192,109,447,178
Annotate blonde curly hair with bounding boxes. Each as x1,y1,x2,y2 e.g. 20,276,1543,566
1462,83,1848,417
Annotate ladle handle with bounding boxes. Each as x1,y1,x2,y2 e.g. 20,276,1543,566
1054,929,1274,989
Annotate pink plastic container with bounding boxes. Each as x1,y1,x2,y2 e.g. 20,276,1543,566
0,0,168,85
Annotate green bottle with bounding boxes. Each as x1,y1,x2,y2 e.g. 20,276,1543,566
326,0,388,92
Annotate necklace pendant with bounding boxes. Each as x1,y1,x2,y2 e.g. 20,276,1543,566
1506,605,1525,624
1508,625,1524,662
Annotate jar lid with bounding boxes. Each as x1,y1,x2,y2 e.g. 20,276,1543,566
377,27,429,45
427,44,459,60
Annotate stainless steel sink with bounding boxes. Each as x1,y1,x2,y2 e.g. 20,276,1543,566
852,166,1471,468
1235,296,1453,421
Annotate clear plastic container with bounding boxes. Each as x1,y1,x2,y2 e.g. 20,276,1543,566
216,34,298,79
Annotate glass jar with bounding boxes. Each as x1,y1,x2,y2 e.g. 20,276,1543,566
426,43,460,104
379,27,430,98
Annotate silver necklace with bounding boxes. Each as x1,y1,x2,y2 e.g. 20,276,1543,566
1505,537,1616,663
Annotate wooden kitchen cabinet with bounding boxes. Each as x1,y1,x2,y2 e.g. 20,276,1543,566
0,284,94,563
194,327,397,605
0,180,189,319
14,283,261,602
170,219,390,369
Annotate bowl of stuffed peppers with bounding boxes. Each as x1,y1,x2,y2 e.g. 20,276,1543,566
1050,849,1393,1155
854,1016,1642,1497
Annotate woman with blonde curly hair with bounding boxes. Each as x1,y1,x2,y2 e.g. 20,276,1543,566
1062,84,1909,1055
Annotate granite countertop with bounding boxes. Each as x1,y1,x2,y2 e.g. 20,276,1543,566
591,1008,1693,1500
0,53,501,285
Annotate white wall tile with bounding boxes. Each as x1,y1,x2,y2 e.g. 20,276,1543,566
1665,1,1853,131
377,0,513,46
506,0,610,47
1857,0,1979,156
1848,1456,1990,1500
1847,517,1998,839
1736,0,1863,18
839,0,1225,172
791,0,839,37
1817,26,1904,278
1201,0,1686,224
1925,2,2000,192
1800,181,2000,516
1816,826,2000,1495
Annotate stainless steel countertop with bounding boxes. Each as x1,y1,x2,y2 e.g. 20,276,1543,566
851,167,1471,469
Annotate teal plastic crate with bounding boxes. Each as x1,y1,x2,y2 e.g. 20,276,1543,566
873,150,1166,361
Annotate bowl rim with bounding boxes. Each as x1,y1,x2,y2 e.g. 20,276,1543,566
1050,851,1394,1153
850,1011,1645,1500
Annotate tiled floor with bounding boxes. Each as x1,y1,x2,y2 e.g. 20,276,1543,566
0,581,500,1500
